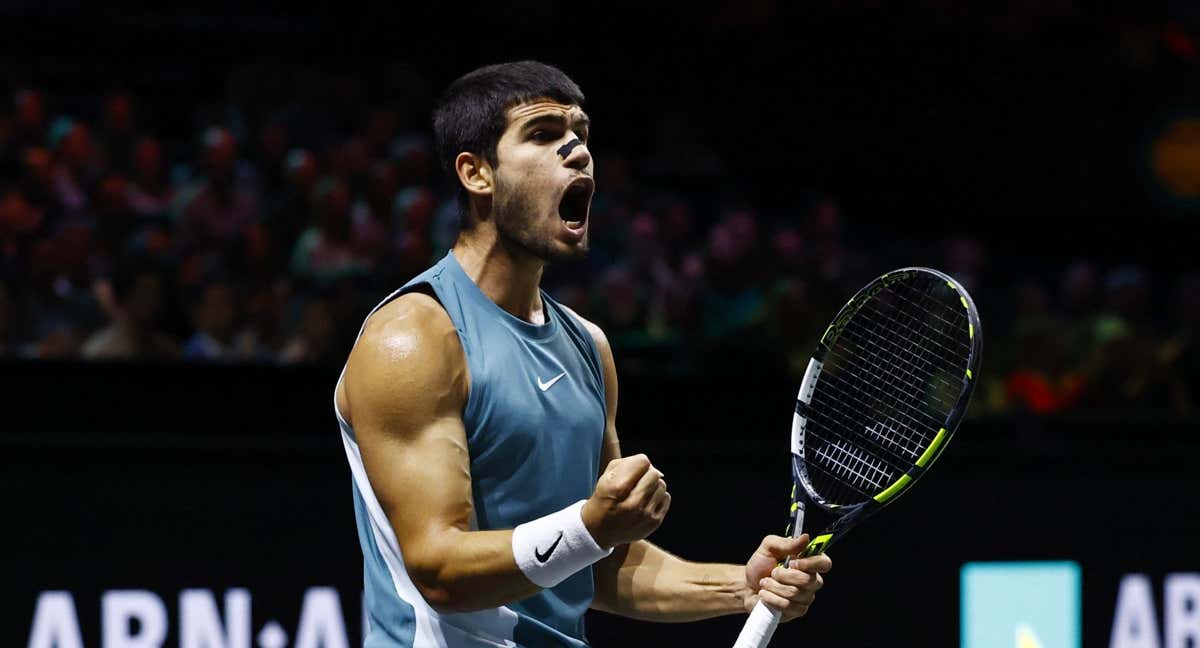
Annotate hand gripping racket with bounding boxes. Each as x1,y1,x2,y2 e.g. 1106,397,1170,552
732,267,982,648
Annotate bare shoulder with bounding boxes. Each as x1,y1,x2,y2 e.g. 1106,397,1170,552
339,291,468,428
357,291,460,360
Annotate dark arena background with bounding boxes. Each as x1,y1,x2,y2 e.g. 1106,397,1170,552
2,2,1198,647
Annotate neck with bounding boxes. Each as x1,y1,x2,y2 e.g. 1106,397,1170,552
452,226,547,324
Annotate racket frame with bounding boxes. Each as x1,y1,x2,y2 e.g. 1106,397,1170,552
788,267,981,557
733,267,982,648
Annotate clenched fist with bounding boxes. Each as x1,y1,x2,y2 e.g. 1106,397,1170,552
581,454,671,549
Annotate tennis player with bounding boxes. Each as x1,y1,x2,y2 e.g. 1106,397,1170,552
334,61,832,647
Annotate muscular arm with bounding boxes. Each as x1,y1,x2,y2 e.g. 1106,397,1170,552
579,315,828,623
338,293,538,612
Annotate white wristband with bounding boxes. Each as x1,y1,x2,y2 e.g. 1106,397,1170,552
512,500,612,588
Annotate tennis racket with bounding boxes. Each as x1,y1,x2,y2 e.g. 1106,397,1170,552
732,267,982,648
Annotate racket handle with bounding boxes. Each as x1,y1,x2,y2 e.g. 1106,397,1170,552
731,601,783,648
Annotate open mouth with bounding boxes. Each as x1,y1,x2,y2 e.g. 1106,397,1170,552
558,176,594,231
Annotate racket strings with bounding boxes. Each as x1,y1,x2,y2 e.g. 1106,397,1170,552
805,415,904,504
811,438,889,491
801,450,874,500
846,281,968,407
852,286,969,397
825,323,954,444
841,321,958,413
884,282,973,354
805,383,925,461
828,332,956,429
852,308,968,400
835,284,966,410
803,276,972,506
856,302,967,373
805,372,929,460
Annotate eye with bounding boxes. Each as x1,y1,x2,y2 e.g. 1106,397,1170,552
532,130,557,143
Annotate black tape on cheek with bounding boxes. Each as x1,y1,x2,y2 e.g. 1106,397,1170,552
557,138,583,159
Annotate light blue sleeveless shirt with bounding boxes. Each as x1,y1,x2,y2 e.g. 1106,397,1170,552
335,251,607,648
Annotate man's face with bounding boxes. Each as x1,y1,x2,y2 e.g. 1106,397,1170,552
489,100,594,262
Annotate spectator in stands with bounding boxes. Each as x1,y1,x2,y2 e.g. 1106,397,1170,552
702,209,767,340
182,279,238,361
82,260,177,359
99,94,137,173
663,250,706,338
391,133,433,188
93,172,137,261
391,185,435,280
0,188,43,280
253,120,290,197
628,211,672,294
290,177,369,282
233,280,290,362
349,160,398,267
329,136,370,197
21,318,79,359
1003,281,1085,415
127,136,172,219
1074,266,1154,413
279,296,336,364
262,148,318,275
20,146,55,215
173,127,259,256
24,223,102,350
661,196,694,245
0,79,1193,430
49,118,97,222
597,265,649,345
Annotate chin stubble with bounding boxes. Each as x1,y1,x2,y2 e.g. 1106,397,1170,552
493,183,587,262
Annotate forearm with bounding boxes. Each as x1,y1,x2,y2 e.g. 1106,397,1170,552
408,528,541,613
592,540,750,623
410,501,610,613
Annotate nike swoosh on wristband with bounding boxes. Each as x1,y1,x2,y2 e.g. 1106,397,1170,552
535,531,564,563
537,372,567,391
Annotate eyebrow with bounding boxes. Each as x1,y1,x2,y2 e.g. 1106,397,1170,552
520,112,591,133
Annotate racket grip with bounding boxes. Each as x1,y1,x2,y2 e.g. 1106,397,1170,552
731,601,783,648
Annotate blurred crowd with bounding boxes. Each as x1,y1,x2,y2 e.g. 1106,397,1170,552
0,87,1196,419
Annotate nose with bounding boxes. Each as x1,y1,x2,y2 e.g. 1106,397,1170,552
559,138,591,171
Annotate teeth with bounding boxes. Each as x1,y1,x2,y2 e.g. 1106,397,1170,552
564,220,583,229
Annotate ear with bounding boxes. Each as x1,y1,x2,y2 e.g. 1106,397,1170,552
454,151,493,200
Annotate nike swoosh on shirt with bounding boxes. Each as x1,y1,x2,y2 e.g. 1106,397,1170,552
535,531,564,563
537,372,567,392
